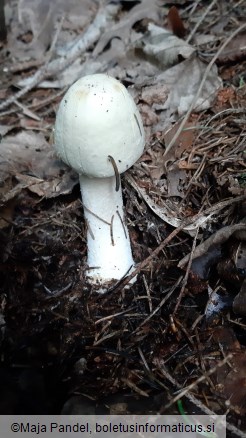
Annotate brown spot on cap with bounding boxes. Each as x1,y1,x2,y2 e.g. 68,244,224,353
76,88,90,99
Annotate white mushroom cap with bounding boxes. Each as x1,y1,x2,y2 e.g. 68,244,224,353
54,73,145,178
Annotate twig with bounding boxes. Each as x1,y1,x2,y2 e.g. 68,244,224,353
203,107,246,128
180,154,207,208
186,0,217,44
143,274,153,313
4,59,44,73
116,210,127,239
95,307,135,325
138,346,151,372
159,354,232,411
164,22,246,156
110,214,115,246
93,330,123,346
194,328,215,388
30,88,65,110
121,377,149,397
173,228,199,315
83,204,111,226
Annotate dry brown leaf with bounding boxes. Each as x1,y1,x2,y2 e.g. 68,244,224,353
0,131,77,200
166,166,186,198
139,121,196,199
163,121,196,159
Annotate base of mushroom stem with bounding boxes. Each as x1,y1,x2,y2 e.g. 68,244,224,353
85,266,137,294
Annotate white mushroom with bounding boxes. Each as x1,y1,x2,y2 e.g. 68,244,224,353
54,74,145,287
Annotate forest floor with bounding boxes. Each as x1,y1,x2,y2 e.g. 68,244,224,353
0,0,246,436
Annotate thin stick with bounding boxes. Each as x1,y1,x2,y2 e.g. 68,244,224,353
95,307,135,325
173,228,199,315
186,0,217,44
116,210,127,239
138,346,151,372
83,204,111,226
110,215,115,246
108,155,120,192
143,274,153,313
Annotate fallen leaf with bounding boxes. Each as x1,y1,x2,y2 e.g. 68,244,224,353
163,121,196,158
0,131,78,200
126,174,214,235
166,166,186,197
159,57,222,115
134,22,194,69
133,56,222,134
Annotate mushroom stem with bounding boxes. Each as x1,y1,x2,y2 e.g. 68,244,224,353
79,174,134,283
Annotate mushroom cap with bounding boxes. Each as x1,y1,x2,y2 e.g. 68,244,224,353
54,74,145,178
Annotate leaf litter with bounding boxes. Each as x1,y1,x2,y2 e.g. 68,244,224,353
0,0,246,432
